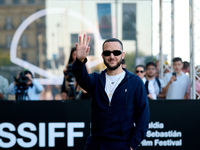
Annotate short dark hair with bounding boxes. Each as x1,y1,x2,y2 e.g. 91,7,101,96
183,61,189,69
19,70,34,87
102,38,123,50
135,65,146,71
146,62,156,68
173,57,182,63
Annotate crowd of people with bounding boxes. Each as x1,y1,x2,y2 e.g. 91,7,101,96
0,57,197,101
60,46,196,101
135,58,192,100
0,42,198,101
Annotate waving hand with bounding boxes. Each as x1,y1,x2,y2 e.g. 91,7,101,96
76,34,90,62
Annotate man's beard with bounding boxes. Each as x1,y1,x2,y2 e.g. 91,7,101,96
104,58,122,71
147,74,155,78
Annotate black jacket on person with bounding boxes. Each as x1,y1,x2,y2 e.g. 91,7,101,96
72,58,149,150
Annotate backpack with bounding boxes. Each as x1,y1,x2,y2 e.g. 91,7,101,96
155,77,161,93
145,77,161,94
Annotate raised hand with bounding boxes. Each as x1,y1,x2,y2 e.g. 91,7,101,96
76,34,90,62
25,73,33,82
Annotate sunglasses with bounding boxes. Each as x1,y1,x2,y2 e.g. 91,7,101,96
136,70,144,73
102,50,122,56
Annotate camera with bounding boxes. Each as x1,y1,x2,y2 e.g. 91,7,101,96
63,63,77,99
17,76,29,86
64,63,74,85
15,73,29,87
14,72,30,101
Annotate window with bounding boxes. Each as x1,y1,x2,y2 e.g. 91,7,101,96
40,17,45,25
6,35,12,48
6,17,13,30
28,0,34,4
21,53,27,61
87,33,94,56
21,0,26,4
0,0,4,5
21,16,26,23
5,0,12,4
21,34,27,48
13,0,19,5
122,3,136,40
97,3,112,39
70,34,78,48
58,47,65,65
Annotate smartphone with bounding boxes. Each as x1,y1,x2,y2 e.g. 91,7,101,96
172,72,177,81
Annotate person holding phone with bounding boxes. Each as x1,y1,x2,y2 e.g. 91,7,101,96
161,57,189,99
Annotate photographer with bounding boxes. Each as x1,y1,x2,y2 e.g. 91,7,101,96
7,70,43,101
61,48,78,100
61,47,90,100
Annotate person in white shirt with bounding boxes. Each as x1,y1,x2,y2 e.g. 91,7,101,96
7,70,43,101
145,62,163,100
161,57,189,99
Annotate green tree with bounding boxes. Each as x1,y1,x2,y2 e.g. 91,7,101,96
124,51,156,73
124,51,136,73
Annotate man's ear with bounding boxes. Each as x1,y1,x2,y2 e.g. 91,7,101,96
122,52,125,59
101,52,104,59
